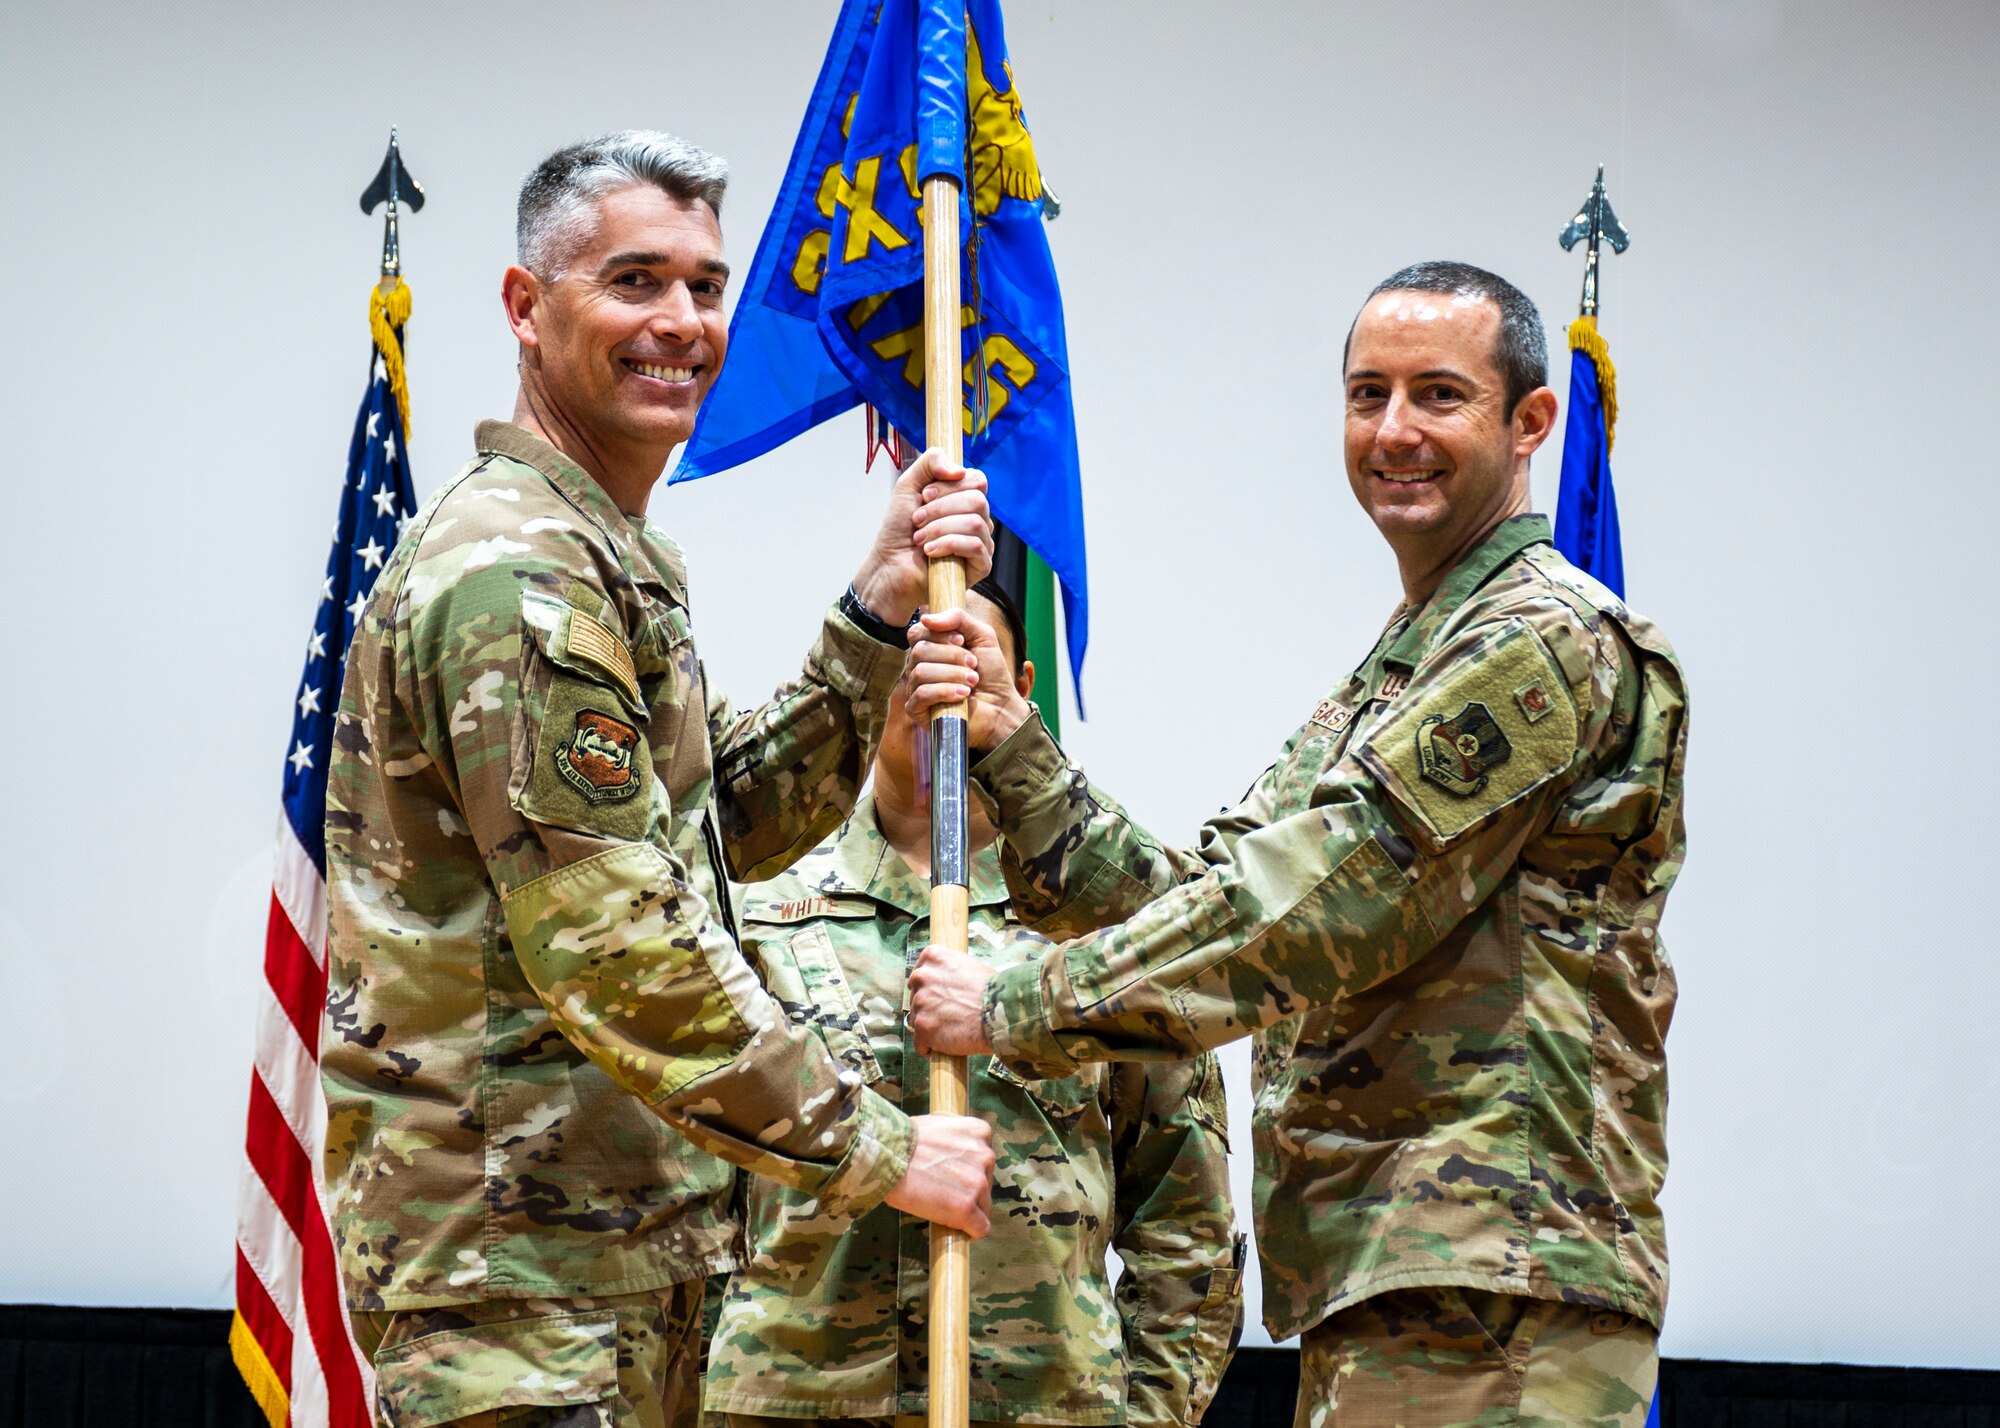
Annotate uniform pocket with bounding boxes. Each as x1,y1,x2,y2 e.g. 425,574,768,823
502,842,750,1104
372,1309,617,1427
1453,1287,1550,1368
1066,880,1238,1011
984,1053,1095,1120
777,925,881,1083
515,594,655,843
633,601,703,796
1185,1234,1247,1422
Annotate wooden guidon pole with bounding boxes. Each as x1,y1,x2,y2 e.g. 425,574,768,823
920,168,973,1428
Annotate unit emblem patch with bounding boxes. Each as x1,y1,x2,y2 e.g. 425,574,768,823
1416,701,1513,795
555,709,642,802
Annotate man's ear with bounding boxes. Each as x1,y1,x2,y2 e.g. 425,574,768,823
502,265,542,348
1513,385,1559,460
1016,659,1036,702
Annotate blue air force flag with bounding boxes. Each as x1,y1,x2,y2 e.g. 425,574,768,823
672,0,1089,690
1553,317,1625,598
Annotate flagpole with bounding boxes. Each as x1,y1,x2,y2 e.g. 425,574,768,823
920,162,974,1428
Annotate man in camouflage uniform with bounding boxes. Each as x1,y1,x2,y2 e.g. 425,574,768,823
322,131,999,1428
909,262,1688,1428
705,583,1245,1428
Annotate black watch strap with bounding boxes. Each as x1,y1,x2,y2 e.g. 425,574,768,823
840,585,911,647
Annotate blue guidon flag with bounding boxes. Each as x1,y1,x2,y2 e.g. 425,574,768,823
672,0,1088,693
1554,316,1624,599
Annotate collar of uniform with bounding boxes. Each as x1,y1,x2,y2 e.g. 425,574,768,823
630,519,691,605
1382,513,1552,671
811,793,1010,918
473,420,673,600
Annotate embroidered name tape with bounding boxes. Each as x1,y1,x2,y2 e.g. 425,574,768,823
1309,698,1355,733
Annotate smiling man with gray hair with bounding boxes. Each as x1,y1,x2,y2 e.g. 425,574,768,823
321,130,999,1428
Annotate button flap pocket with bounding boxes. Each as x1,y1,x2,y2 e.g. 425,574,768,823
373,1309,617,1427
1356,617,1580,851
517,592,655,841
630,600,693,684
984,1053,1099,1117
776,924,881,1083
1067,879,1238,1011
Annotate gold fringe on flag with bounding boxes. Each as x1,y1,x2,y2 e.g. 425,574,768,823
228,1308,290,1428
1567,315,1617,451
370,276,414,440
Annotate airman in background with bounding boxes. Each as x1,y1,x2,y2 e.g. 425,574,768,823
705,582,1244,1428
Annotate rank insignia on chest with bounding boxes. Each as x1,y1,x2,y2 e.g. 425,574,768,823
555,709,642,802
1416,701,1513,795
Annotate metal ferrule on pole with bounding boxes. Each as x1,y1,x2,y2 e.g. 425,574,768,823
928,715,969,888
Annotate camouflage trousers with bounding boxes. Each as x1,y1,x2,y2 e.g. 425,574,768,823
1294,1288,1658,1428
354,1280,705,1428
713,1417,1006,1428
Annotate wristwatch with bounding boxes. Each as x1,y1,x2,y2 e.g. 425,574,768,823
840,584,913,647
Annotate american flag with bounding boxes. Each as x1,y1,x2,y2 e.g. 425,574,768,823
231,283,417,1427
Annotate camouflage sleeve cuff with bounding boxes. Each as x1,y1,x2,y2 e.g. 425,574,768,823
813,598,907,708
970,705,1067,818
983,954,1081,1080
808,1083,916,1219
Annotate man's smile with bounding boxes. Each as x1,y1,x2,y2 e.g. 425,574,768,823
622,357,699,385
1371,465,1447,485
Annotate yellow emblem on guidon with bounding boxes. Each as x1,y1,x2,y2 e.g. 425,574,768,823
967,18,1041,217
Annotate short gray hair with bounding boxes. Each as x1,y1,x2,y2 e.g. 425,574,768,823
516,130,729,278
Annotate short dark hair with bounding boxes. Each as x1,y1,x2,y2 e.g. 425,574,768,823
1343,260,1548,416
968,578,1028,677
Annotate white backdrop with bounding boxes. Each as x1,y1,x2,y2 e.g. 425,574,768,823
2,0,1996,1371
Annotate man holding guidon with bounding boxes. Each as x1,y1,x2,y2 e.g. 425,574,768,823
911,262,1687,1428
322,131,1000,1428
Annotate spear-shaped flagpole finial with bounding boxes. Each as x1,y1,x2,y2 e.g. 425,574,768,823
361,128,426,281
1558,164,1630,320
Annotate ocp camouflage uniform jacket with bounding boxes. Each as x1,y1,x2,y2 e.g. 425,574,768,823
322,420,914,1312
972,515,1686,1341
704,798,1244,1427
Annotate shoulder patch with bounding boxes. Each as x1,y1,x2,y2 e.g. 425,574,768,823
1416,702,1511,794
554,709,643,803
518,673,654,842
565,608,642,707
1358,620,1579,847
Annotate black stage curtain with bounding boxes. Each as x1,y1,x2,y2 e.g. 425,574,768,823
0,1306,265,1428
5,1307,1998,1427
1658,1358,2000,1426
